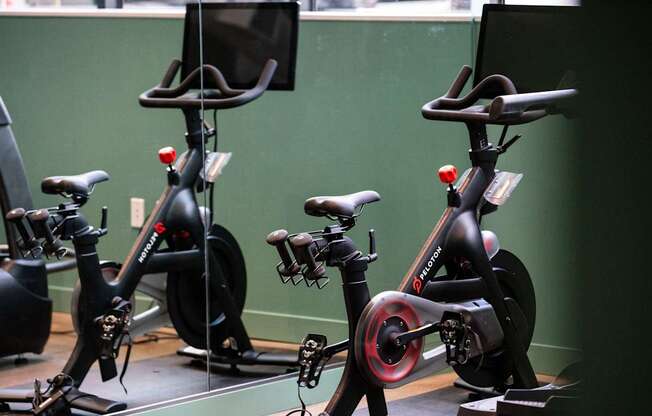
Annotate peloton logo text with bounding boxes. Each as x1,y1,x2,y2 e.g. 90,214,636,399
138,222,166,264
412,246,443,294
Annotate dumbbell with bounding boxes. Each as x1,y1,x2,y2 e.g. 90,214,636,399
266,229,300,277
28,209,66,258
5,207,40,252
289,233,326,282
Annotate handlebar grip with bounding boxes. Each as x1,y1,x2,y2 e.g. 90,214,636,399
421,70,517,123
6,208,32,244
289,233,325,280
266,229,299,276
160,60,182,88
256,59,278,91
489,89,578,121
446,65,472,98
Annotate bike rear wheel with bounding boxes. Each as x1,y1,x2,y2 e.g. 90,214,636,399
167,224,247,351
452,249,536,390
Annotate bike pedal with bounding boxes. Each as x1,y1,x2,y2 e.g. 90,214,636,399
298,334,328,388
440,312,472,365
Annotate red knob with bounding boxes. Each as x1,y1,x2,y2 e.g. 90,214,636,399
438,164,457,184
158,146,177,165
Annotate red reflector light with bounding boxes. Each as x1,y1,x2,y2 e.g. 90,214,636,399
438,164,458,184
158,146,177,165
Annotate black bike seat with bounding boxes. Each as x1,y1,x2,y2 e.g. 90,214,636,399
41,170,110,197
304,190,381,218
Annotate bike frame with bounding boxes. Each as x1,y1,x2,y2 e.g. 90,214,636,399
0,97,35,259
398,164,493,296
321,125,537,414
395,126,537,389
62,110,222,384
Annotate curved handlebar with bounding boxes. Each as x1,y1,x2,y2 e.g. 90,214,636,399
488,89,578,120
139,59,278,110
422,65,577,125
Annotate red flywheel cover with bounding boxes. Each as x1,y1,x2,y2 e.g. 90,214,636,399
355,296,423,386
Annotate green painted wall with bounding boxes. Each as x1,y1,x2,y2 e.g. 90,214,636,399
0,16,579,376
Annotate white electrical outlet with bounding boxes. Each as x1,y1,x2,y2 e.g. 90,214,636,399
130,198,145,229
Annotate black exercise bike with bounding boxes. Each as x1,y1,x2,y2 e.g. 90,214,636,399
267,65,576,415
0,58,296,415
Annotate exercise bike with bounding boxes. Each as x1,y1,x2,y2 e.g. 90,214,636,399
0,58,297,415
266,65,576,415
0,96,76,361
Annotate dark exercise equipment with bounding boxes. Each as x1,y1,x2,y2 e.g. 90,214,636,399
458,362,582,416
0,59,297,415
0,97,77,361
267,67,576,416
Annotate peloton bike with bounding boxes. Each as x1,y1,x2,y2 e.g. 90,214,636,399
0,13,299,416
266,67,576,414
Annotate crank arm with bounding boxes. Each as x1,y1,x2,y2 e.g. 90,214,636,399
393,322,440,347
323,339,348,357
355,291,506,389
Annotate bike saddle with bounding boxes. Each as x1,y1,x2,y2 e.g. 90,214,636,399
41,170,110,198
304,190,381,218
422,65,577,125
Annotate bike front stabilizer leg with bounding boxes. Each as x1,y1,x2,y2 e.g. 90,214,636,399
320,353,387,416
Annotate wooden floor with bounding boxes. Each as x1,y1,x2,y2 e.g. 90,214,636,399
0,313,302,400
1,314,553,416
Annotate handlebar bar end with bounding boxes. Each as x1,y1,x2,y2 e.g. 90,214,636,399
446,65,473,98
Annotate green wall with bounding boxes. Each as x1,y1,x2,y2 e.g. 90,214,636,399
0,16,579,374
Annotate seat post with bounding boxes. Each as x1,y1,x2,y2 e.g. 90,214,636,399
323,237,388,416
182,108,206,148
466,123,490,152
466,123,498,178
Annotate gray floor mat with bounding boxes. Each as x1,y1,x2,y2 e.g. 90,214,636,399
353,386,472,416
2,352,296,414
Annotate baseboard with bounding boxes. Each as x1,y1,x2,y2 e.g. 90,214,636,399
527,342,582,375
241,308,348,344
49,286,581,375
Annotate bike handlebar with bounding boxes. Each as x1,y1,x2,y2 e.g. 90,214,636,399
421,65,578,125
488,89,578,120
139,59,278,110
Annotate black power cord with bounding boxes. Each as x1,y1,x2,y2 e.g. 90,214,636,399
285,383,313,416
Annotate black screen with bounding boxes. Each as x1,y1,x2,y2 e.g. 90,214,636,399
182,2,299,91
474,5,580,97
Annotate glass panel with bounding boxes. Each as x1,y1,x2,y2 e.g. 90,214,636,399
1,0,475,14
186,0,301,394
310,0,471,13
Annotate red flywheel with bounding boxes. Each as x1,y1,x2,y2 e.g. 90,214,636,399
354,295,423,387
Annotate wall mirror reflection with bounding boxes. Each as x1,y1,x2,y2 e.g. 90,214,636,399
0,2,299,413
